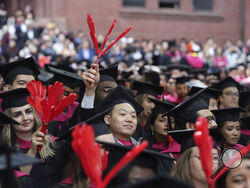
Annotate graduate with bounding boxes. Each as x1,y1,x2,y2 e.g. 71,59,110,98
143,98,180,160
85,85,144,146
175,76,191,104
132,80,164,128
0,56,40,91
93,65,118,106
188,86,222,110
0,88,56,187
170,129,219,188
212,77,243,109
212,107,246,151
216,151,250,188
166,87,217,130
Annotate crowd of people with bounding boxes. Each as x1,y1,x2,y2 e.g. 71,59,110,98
0,4,249,188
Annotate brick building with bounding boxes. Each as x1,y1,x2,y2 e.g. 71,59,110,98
3,0,250,44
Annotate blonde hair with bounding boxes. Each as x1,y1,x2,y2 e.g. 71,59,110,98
2,107,55,159
171,148,193,185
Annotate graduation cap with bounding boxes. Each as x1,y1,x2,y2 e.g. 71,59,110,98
117,71,134,86
175,76,192,85
90,85,144,121
132,81,164,97
239,91,250,108
0,56,40,84
212,77,243,91
99,141,176,187
0,144,41,170
148,98,175,114
168,128,218,152
190,68,207,76
37,69,54,85
98,140,175,162
240,116,250,128
115,175,192,188
47,66,83,89
164,88,209,129
188,86,222,101
99,65,118,83
166,64,191,73
211,107,246,128
0,111,19,126
0,88,29,111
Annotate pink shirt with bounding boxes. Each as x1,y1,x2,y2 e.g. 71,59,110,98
214,56,227,68
117,139,134,146
165,94,178,104
186,54,204,68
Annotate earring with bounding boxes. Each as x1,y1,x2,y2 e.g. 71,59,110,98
152,129,155,135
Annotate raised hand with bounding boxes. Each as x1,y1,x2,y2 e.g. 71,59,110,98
80,63,100,91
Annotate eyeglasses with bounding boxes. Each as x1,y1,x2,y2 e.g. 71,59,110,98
190,154,219,163
205,116,216,124
223,91,239,97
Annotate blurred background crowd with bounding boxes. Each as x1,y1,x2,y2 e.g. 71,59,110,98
1,4,250,93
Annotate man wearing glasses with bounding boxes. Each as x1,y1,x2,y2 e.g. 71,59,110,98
213,77,241,109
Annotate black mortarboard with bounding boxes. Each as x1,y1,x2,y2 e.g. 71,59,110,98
240,116,250,128
239,91,250,108
98,140,175,162
121,71,133,80
190,68,207,76
0,57,40,84
212,77,243,91
115,175,192,188
165,88,209,129
212,107,246,129
148,98,175,114
166,64,191,72
99,141,175,178
37,69,54,84
0,88,29,111
47,66,83,89
99,141,176,187
118,71,134,86
88,86,144,122
175,76,192,85
99,65,118,83
0,144,41,170
188,86,222,102
0,111,19,125
168,128,218,152
132,81,163,97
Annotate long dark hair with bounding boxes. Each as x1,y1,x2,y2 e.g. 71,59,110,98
144,109,172,148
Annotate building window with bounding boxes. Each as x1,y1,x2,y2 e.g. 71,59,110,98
193,0,212,11
159,0,179,9
123,0,145,7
